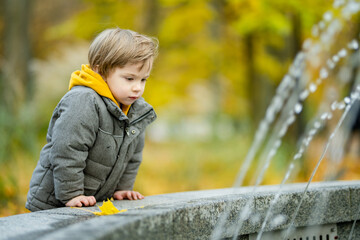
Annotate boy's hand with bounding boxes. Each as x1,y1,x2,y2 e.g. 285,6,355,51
113,190,144,200
65,195,96,207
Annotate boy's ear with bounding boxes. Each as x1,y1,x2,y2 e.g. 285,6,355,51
92,65,108,82
93,65,106,81
93,65,100,74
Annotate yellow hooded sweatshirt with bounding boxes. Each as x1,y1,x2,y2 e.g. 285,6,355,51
68,64,130,115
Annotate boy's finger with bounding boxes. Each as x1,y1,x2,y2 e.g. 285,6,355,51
88,197,96,205
81,198,89,206
114,192,124,200
135,192,143,199
133,192,138,200
127,191,133,200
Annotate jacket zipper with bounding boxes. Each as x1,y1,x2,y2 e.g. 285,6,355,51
129,109,153,125
125,109,153,135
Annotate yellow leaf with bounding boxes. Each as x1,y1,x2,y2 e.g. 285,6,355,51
94,200,122,215
71,199,127,216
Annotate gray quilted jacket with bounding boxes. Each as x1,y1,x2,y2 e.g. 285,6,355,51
26,86,156,211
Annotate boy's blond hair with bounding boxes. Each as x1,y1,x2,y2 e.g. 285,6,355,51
88,28,159,77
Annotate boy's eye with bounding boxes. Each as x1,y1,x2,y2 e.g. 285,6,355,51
141,78,147,82
126,77,134,81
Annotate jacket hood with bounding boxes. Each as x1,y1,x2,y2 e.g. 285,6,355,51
69,64,130,115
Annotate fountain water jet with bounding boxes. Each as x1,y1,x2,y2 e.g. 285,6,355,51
211,0,360,239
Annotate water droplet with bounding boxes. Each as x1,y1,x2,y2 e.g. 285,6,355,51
309,83,317,93
320,32,330,44
309,129,317,136
269,149,277,158
318,21,326,30
302,39,312,50
303,138,310,147
332,55,340,62
284,171,291,182
338,48,347,57
259,121,267,132
314,121,321,129
289,163,295,171
323,11,333,22
294,153,302,160
311,26,319,37
299,90,309,101
270,214,286,227
274,140,281,148
344,97,351,104
273,96,283,112
320,68,329,79
327,19,342,37
290,66,303,79
327,59,336,69
240,206,251,220
294,103,303,114
333,0,346,8
279,126,288,137
331,101,338,111
287,114,296,124
320,113,328,120
327,112,333,119
298,147,305,154
250,213,261,224
277,75,292,94
351,92,360,100
338,102,346,110
348,39,359,50
266,108,275,122
342,1,360,19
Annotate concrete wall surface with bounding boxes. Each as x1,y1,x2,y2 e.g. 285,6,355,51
1,180,359,240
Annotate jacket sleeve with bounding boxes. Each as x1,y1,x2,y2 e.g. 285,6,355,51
115,132,145,191
50,91,99,204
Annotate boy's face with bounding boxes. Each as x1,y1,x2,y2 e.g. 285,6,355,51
104,60,152,106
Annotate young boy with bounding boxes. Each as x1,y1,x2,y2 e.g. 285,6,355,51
26,28,158,211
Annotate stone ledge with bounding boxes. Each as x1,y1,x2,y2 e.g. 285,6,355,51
1,180,359,240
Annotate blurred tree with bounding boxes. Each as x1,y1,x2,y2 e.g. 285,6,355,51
0,0,3,57
30,0,84,58
0,0,33,211
140,0,160,34
223,0,332,130
1,0,33,111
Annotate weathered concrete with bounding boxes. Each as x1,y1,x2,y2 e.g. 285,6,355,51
1,181,359,239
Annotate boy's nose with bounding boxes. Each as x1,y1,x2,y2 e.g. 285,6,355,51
132,82,141,92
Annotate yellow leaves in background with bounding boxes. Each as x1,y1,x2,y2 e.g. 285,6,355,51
158,0,213,45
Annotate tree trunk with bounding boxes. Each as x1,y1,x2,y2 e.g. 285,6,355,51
2,0,32,113
141,0,159,35
245,34,260,126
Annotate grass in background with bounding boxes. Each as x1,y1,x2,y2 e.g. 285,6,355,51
135,135,253,195
0,153,36,217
